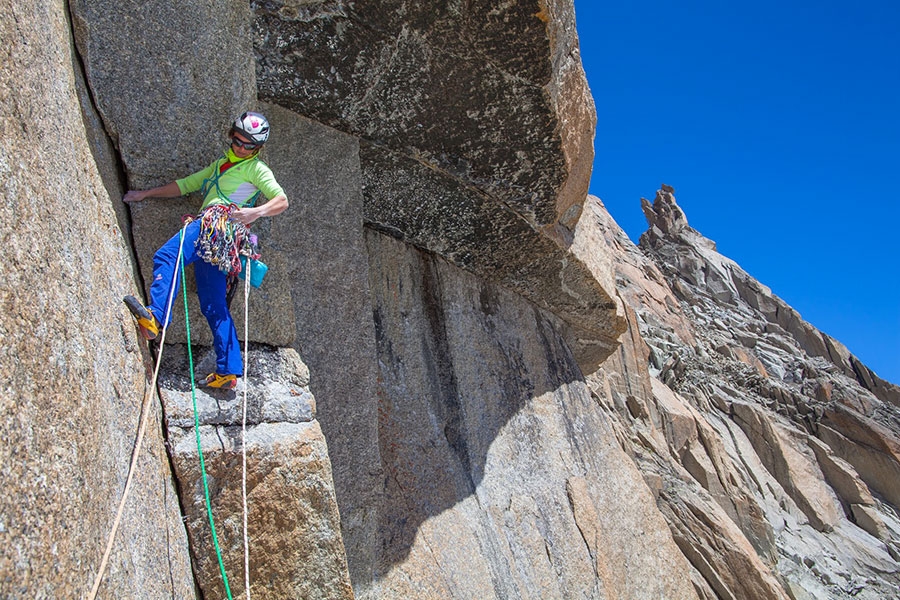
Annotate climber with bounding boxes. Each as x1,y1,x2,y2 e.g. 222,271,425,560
122,111,288,390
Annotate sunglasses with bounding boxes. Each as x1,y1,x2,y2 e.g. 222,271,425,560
231,137,260,150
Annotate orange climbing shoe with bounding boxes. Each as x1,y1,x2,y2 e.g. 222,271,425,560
123,295,160,340
203,373,238,390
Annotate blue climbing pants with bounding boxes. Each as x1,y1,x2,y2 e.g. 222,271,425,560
148,219,243,376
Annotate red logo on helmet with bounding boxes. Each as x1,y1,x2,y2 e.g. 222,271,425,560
251,119,260,128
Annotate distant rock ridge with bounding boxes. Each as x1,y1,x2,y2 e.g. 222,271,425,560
640,185,899,405
579,186,900,599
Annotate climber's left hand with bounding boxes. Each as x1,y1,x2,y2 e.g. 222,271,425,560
232,206,260,226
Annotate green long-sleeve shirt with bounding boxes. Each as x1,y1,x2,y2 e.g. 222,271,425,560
176,155,285,210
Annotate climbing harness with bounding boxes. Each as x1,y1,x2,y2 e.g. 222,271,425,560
91,225,257,599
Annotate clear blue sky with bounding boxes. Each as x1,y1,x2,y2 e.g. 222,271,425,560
573,0,900,385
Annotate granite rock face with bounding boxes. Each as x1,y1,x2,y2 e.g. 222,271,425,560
252,0,591,236
359,143,625,372
576,188,900,599
11,0,899,598
70,0,287,349
75,0,624,371
69,0,257,189
160,346,353,600
259,105,385,587
0,0,194,597
68,0,625,594
365,231,697,599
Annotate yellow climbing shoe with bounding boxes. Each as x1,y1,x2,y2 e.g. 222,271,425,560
204,373,238,390
123,295,160,340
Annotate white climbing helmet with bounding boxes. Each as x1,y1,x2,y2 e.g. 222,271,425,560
231,111,270,145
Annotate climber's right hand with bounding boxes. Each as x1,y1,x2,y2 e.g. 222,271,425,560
123,190,147,203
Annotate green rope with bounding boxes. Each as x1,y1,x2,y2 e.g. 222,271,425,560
180,228,234,600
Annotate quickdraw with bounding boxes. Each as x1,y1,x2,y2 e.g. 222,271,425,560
195,204,260,277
